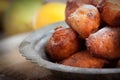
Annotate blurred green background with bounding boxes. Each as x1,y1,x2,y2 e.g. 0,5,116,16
0,1,66,80
0,0,66,38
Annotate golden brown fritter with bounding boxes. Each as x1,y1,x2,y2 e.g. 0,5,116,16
86,27,120,60
100,0,120,26
66,4,100,38
65,0,93,18
45,26,81,61
65,0,104,18
62,51,108,68
65,0,107,37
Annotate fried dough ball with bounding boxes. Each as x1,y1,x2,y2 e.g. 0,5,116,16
66,0,120,26
65,0,92,18
66,4,100,38
65,0,104,18
101,0,120,26
46,26,80,61
65,0,106,33
86,27,120,60
62,51,108,68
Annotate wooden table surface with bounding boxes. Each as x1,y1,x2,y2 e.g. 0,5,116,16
0,34,53,80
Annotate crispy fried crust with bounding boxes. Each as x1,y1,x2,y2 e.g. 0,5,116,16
66,4,100,38
45,27,80,61
101,0,120,26
65,0,105,16
86,27,120,60
66,0,120,27
65,0,93,18
62,51,108,68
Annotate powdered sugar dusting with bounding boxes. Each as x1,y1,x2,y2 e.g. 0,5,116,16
69,4,98,19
